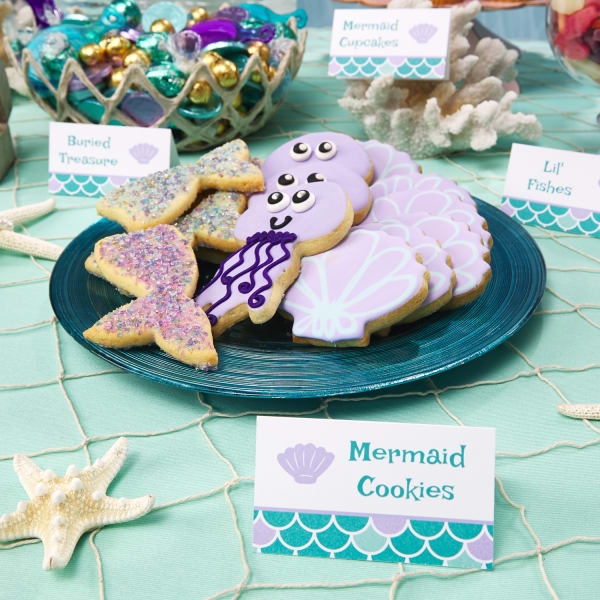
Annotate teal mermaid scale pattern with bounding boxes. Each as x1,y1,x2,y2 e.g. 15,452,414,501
48,173,135,197
253,510,493,569
328,57,446,79
502,197,600,237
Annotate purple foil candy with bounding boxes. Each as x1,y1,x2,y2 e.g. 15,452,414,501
171,29,203,61
69,62,112,90
212,6,249,22
186,19,237,47
120,27,142,42
120,92,164,126
236,21,276,44
24,0,62,28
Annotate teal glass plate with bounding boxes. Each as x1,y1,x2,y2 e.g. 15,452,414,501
50,199,546,398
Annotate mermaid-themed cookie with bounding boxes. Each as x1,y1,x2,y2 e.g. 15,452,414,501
267,165,372,225
261,132,374,187
195,179,354,336
281,228,429,347
175,191,247,253
369,212,491,309
83,225,217,369
360,140,421,182
359,220,455,321
97,139,264,232
368,173,492,248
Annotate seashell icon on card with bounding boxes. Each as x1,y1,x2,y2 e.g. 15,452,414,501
129,143,159,165
277,443,334,484
409,23,438,44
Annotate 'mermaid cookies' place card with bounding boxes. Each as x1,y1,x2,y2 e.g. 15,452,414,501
48,122,178,197
328,8,451,80
502,143,600,237
253,417,496,569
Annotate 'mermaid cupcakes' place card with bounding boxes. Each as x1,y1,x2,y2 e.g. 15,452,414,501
502,143,600,237
48,122,178,197
328,8,451,79
253,417,496,569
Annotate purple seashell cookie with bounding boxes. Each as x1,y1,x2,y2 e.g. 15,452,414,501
282,227,429,346
360,140,420,182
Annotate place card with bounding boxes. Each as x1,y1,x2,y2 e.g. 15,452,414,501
253,416,496,569
502,143,600,237
48,122,178,198
328,8,451,80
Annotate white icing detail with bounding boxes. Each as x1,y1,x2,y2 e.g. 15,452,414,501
70,478,83,491
91,491,103,501
16,501,27,513
51,491,66,505
291,190,315,213
52,515,65,527
43,469,57,481
34,482,48,497
315,141,337,160
65,465,79,477
290,142,311,162
266,192,290,213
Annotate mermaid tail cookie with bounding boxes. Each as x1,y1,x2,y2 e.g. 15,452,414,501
84,292,217,369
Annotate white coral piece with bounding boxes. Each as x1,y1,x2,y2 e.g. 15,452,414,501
338,0,542,158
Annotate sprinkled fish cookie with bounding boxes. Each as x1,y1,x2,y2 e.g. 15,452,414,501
175,191,247,253
267,165,372,226
368,173,492,248
281,228,429,347
373,212,491,309
359,140,421,182
359,220,455,321
83,225,217,369
261,132,374,185
84,292,217,369
97,139,264,232
91,224,198,298
195,180,354,336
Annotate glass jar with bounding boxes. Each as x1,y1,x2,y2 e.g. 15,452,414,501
546,0,600,85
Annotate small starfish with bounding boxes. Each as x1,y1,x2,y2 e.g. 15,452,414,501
0,437,154,570
558,403,600,420
0,198,63,260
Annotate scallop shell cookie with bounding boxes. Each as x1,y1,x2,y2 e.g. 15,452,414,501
359,140,421,182
97,139,263,232
368,173,492,248
174,191,247,253
383,212,491,309
282,228,429,347
359,220,456,321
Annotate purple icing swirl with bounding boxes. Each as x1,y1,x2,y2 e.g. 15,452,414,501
199,230,297,326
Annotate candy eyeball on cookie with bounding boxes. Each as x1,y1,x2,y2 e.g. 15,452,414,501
234,180,349,243
261,132,372,182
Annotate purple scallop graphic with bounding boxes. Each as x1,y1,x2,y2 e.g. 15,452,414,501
372,515,408,536
467,530,493,562
253,516,277,547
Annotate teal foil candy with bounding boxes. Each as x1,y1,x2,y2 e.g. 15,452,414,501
274,22,296,40
178,95,223,120
146,63,187,97
136,32,172,62
239,4,307,28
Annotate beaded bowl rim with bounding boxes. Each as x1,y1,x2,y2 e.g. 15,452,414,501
4,14,307,152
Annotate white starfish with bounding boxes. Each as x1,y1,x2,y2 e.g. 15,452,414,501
0,437,154,570
0,198,64,260
558,403,600,420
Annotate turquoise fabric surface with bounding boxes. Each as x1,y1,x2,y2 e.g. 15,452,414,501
2,33,600,599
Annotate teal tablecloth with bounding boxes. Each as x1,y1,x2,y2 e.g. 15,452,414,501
2,34,600,599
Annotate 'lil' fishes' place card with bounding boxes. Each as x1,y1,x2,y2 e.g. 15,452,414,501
502,143,600,237
253,417,496,569
328,8,451,80
48,122,178,197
